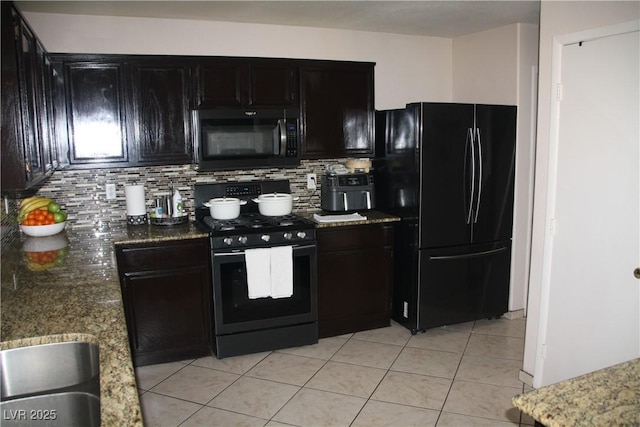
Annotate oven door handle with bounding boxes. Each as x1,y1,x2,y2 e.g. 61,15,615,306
213,244,317,257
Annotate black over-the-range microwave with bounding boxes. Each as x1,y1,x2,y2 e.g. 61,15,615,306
192,108,300,171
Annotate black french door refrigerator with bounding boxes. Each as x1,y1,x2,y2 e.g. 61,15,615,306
374,103,516,334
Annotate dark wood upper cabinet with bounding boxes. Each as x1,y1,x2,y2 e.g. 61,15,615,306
128,60,192,164
1,2,53,191
51,54,195,168
196,58,243,107
300,61,375,159
248,60,297,107
61,58,129,166
196,58,297,109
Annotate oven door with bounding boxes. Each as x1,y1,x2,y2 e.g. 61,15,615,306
211,243,317,335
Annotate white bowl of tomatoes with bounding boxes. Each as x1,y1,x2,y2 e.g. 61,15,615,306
20,221,66,237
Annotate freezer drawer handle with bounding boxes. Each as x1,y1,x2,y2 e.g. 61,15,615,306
430,246,508,261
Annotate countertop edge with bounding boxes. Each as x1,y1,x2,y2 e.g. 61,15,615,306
512,358,640,427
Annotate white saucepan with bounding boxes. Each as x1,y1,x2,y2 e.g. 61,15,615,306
252,193,298,216
203,197,247,220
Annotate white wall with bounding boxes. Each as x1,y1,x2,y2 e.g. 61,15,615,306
523,0,640,377
452,23,540,314
22,12,453,109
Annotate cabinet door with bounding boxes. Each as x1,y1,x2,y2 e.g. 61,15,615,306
116,238,213,366
63,60,128,165
122,265,212,366
317,224,392,337
248,60,297,107
300,62,374,159
196,58,244,108
16,16,45,184
196,58,297,108
37,44,57,173
49,62,68,169
1,4,52,191
129,61,193,164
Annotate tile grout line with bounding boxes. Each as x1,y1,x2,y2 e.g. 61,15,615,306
346,329,413,426
267,334,354,426
431,321,475,427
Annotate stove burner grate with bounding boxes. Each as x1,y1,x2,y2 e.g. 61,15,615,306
202,213,311,233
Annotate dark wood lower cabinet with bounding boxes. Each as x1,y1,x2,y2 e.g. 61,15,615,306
115,238,213,366
317,223,393,338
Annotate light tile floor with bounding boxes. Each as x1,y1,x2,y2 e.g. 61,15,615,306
136,317,535,427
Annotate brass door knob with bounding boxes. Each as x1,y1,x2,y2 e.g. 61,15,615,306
635,268,640,279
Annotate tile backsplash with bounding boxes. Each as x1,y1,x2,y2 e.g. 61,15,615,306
1,159,346,244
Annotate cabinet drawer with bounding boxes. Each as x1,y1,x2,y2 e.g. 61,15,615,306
117,239,209,272
317,224,393,251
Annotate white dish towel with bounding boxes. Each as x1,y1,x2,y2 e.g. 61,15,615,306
245,246,294,299
270,245,293,298
245,247,272,299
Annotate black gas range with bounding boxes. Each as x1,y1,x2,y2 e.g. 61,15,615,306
194,180,316,250
194,180,318,359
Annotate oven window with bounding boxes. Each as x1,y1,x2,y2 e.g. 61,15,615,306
215,251,313,325
201,121,279,158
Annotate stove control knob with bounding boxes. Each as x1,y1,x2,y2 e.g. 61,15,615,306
238,236,248,244
223,237,234,246
261,234,271,242
296,231,307,239
283,232,293,240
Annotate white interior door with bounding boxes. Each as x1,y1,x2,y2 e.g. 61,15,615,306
535,28,640,387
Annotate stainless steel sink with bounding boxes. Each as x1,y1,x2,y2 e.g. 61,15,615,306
0,341,100,426
0,341,100,399
1,392,100,427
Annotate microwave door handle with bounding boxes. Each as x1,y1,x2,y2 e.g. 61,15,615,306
277,119,287,156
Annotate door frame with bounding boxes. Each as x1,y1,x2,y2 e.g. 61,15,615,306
533,19,640,388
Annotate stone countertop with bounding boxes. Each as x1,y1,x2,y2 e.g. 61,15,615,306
300,210,401,228
0,221,208,427
512,358,640,427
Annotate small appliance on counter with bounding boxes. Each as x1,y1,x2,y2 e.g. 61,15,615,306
320,172,376,212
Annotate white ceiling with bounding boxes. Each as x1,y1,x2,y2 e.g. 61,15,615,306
15,1,540,38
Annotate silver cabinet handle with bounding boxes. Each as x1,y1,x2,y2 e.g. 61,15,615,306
342,192,349,211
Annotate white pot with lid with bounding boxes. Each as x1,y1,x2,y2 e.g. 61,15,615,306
203,197,247,220
252,193,297,216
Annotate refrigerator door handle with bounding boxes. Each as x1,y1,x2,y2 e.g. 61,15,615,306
474,127,483,223
430,246,508,261
465,127,475,224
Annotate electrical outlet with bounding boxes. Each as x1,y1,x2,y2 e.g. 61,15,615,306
105,183,116,200
306,173,317,190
